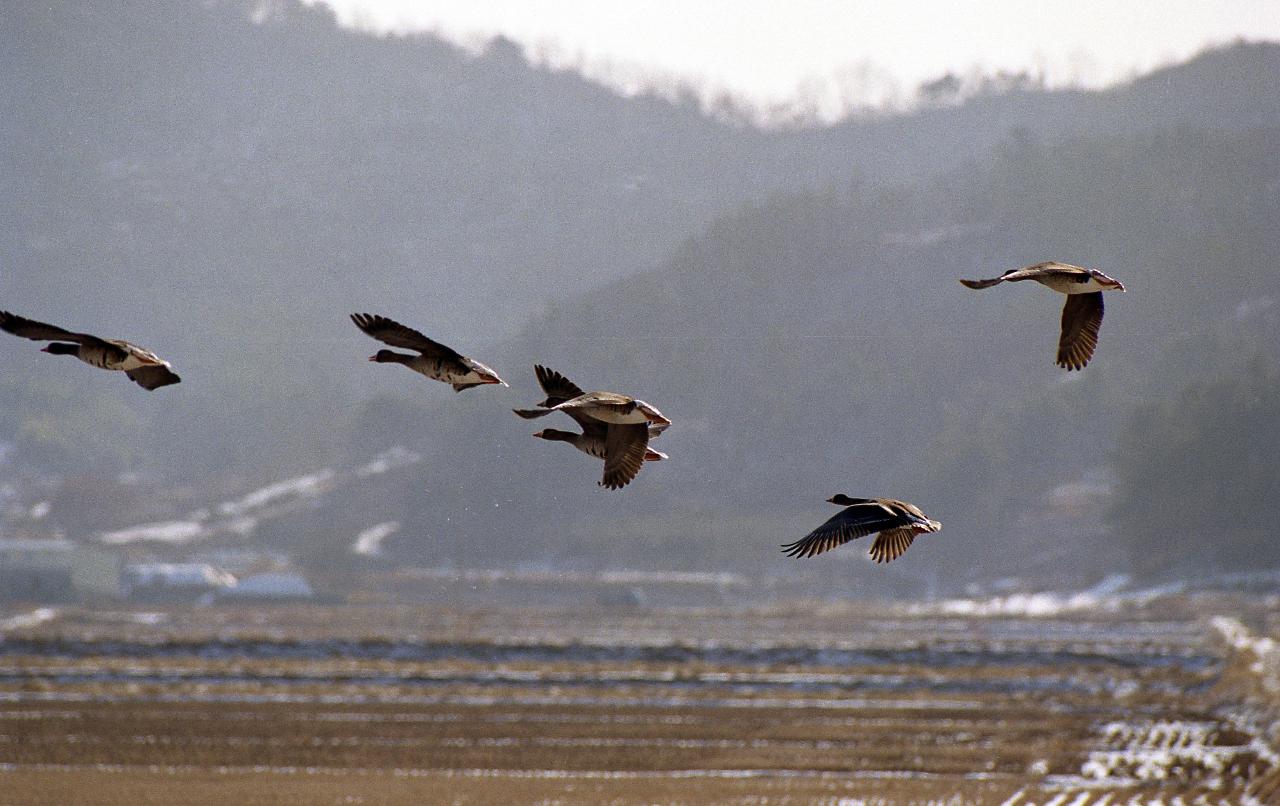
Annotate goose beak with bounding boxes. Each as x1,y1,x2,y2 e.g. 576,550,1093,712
643,409,672,427
532,430,545,438
39,346,53,353
367,355,378,362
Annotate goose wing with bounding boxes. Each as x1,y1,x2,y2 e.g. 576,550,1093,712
1056,292,1103,370
533,365,599,432
534,365,585,407
960,262,1086,289
0,311,111,347
350,313,464,360
868,527,917,563
600,422,649,490
125,365,182,390
513,407,555,420
781,502,911,558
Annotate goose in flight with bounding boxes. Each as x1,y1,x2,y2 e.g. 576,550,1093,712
782,496,941,564
959,262,1126,370
350,313,505,391
525,364,668,469
0,310,181,390
515,366,670,489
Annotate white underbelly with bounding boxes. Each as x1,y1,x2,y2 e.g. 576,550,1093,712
1039,275,1104,294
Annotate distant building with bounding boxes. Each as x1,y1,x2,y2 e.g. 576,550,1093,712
125,562,237,602
218,571,314,602
0,539,123,601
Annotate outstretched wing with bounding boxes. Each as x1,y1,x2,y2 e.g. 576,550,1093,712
0,311,102,345
781,503,909,558
513,407,555,420
960,262,1086,289
1056,292,1103,370
534,364,585,407
125,365,182,390
350,313,464,360
600,423,649,490
868,527,917,563
958,275,1009,290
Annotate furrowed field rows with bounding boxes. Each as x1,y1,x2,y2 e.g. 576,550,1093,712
0,601,1274,804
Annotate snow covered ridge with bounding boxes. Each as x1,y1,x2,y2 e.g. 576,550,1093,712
95,446,421,546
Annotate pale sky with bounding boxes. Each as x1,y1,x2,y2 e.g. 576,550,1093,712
311,1,1280,119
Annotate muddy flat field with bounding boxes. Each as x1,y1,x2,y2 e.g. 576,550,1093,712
0,597,1277,805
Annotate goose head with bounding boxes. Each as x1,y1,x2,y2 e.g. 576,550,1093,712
1090,270,1126,291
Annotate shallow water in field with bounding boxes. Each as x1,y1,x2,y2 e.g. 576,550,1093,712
0,601,1274,804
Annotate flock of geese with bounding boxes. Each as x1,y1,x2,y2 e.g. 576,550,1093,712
0,260,1126,566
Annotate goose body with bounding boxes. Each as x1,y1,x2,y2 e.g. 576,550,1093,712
959,261,1126,370
782,496,941,564
351,313,505,391
533,429,668,463
0,310,181,390
518,390,670,427
515,364,670,489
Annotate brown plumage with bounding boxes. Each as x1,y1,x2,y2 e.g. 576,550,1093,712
782,496,941,564
959,261,1125,370
0,310,180,390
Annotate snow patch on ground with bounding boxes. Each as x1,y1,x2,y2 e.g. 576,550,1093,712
1211,616,1280,696
353,521,400,556
0,607,59,632
218,470,335,517
354,446,422,477
907,575,1136,617
99,520,206,545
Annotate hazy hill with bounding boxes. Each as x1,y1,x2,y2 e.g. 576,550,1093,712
4,1,1278,478
355,122,1277,592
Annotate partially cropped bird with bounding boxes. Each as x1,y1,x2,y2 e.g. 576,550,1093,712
782,496,941,564
350,313,505,391
0,310,181,390
959,262,1126,370
515,366,671,490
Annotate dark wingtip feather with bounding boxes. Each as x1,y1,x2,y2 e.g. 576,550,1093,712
513,408,551,419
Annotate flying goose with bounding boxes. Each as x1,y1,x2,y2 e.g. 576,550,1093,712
515,366,671,489
0,310,181,390
782,496,941,564
350,313,506,391
525,364,668,468
959,262,1126,370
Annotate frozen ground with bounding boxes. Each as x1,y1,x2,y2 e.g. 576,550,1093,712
0,595,1276,804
